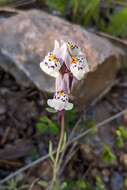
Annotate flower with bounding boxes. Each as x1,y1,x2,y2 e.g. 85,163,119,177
40,40,90,111
47,90,73,111
67,41,83,56
70,56,90,80
40,40,67,78
67,41,90,80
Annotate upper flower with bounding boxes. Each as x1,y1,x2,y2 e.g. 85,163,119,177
40,40,90,80
40,40,90,111
70,56,90,80
40,40,67,78
67,41,83,56
47,90,73,111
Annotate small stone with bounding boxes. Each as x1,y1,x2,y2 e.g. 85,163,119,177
80,144,93,161
0,102,6,115
91,168,99,178
111,172,123,190
123,113,127,126
102,169,110,183
35,161,52,180
120,154,127,168
32,185,42,190
124,178,127,189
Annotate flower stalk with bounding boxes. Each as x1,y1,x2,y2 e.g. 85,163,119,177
50,111,65,189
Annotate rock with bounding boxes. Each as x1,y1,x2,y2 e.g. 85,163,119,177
0,10,125,110
0,100,6,115
124,178,127,189
30,160,52,181
111,172,124,190
80,144,94,161
0,140,34,159
91,168,100,178
120,154,127,168
102,169,110,183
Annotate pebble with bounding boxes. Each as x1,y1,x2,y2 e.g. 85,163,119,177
124,178,127,189
111,172,124,190
120,154,127,168
102,169,110,183
0,103,6,115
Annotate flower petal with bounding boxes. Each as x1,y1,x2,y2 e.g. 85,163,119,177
47,99,65,111
54,100,65,111
67,41,83,56
47,91,73,111
40,52,62,78
70,66,89,80
62,73,70,94
64,52,72,70
53,40,60,53
40,61,59,77
47,99,55,108
60,43,67,61
65,102,73,110
70,56,90,80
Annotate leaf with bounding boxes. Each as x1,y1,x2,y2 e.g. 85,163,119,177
116,135,124,148
69,0,100,26
107,7,127,37
82,0,100,26
36,116,59,135
76,180,92,190
49,141,55,162
61,180,92,190
61,132,67,151
38,180,48,188
96,176,106,190
103,145,117,165
46,107,57,113
115,126,127,148
47,0,67,14
119,126,127,139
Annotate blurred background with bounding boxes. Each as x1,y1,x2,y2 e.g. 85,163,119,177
0,0,127,37
0,1,127,190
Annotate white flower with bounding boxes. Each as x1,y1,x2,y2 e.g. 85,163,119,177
47,91,73,111
40,40,67,78
67,41,83,56
70,56,90,80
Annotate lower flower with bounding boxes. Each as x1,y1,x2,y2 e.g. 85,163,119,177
47,91,73,111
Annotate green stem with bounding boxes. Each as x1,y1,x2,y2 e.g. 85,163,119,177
50,111,65,189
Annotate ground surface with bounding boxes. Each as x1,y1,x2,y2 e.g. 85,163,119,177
0,67,127,190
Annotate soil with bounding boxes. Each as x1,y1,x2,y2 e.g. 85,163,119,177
0,66,127,190
0,67,50,180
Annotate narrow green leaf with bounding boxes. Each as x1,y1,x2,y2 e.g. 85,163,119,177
107,8,127,37
46,107,57,113
49,141,55,162
47,0,67,14
38,180,48,188
61,132,67,152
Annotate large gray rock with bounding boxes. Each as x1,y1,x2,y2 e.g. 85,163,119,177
0,10,125,110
